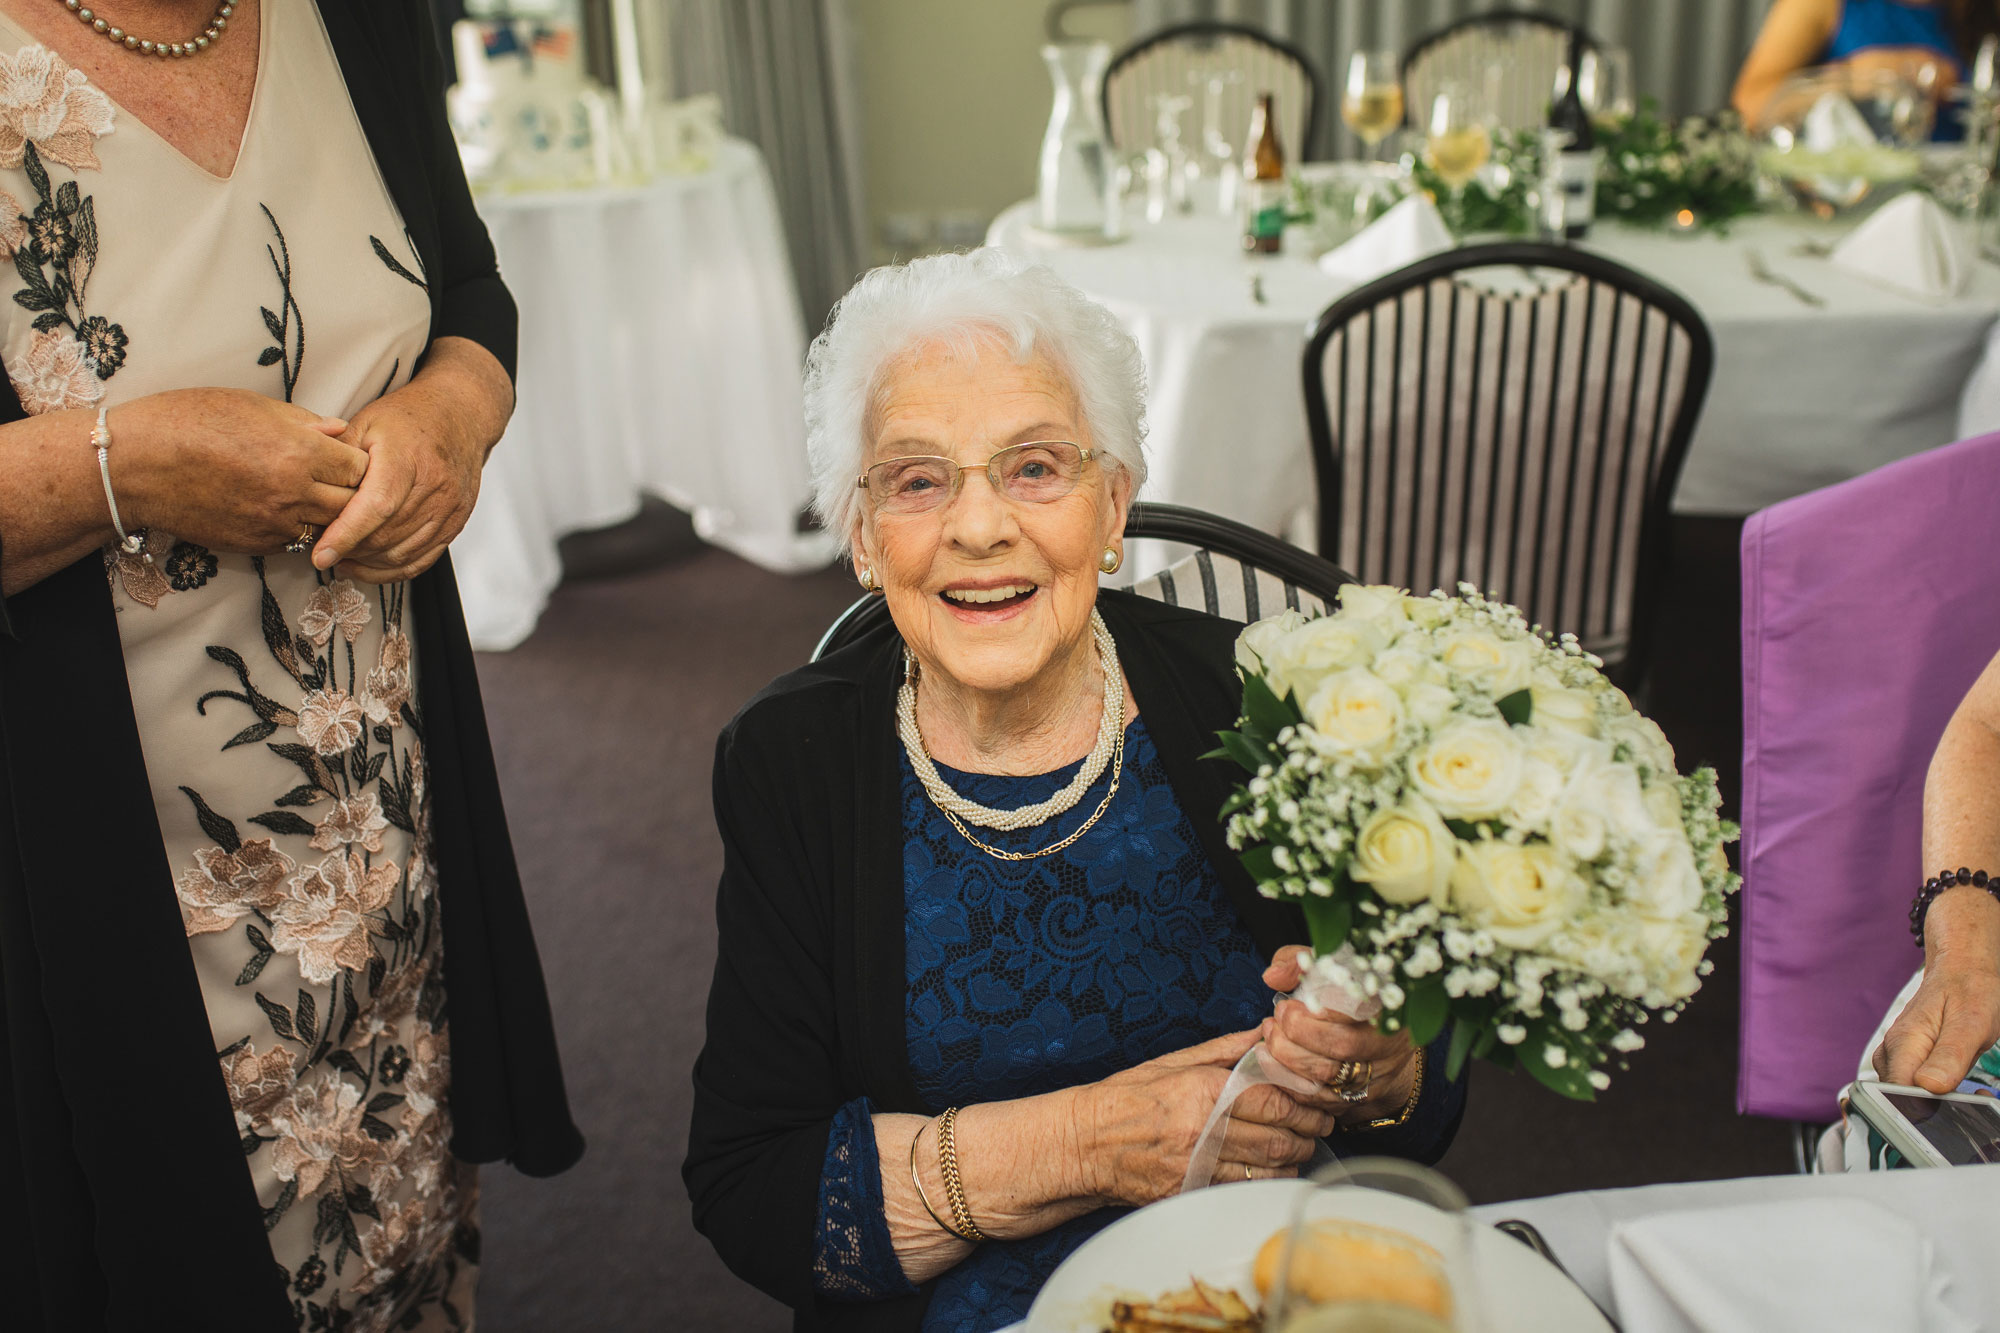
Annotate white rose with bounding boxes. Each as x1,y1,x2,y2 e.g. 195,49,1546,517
1548,910,1649,992
1410,719,1524,820
1370,646,1431,692
1303,668,1404,765
1568,754,1653,842
1505,756,1565,832
1549,793,1609,864
1642,780,1684,832
1626,830,1705,922
1528,679,1599,737
1604,712,1676,771
1449,839,1584,950
1406,682,1459,730
1337,584,1410,631
1349,798,1456,906
1641,914,1711,1001
1403,595,1450,627
1526,728,1610,776
1438,628,1534,696
1235,610,1310,688
1274,617,1389,699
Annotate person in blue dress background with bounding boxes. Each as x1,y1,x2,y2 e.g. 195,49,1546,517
1734,0,2000,134
682,251,1466,1333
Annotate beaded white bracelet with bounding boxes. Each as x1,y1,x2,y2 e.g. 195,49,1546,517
92,403,148,561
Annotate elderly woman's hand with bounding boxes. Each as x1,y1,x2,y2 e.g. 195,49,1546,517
314,336,513,583
1259,947,1421,1127
1072,1028,1336,1206
1874,889,2000,1093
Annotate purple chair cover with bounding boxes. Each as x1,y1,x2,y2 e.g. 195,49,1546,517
1738,431,2000,1122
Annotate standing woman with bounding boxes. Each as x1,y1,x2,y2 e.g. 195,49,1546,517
0,2,582,1330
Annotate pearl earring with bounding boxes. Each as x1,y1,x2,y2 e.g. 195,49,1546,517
1100,547,1122,575
858,566,878,592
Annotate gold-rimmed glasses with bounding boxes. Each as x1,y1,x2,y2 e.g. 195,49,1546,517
857,440,1096,517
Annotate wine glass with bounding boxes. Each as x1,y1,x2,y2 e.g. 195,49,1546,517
1342,51,1404,160
1424,82,1491,194
1578,45,1634,119
1261,1157,1480,1333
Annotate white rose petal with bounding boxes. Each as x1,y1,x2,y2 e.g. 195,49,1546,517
1411,719,1524,820
1529,679,1599,738
1303,668,1404,766
1505,757,1565,832
1235,610,1311,689
1438,628,1534,696
1349,798,1456,906
1275,617,1390,699
1337,583,1411,630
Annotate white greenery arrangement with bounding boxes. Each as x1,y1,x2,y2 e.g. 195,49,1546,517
1214,584,1740,1100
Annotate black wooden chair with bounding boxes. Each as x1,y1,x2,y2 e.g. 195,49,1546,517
1102,21,1323,165
1401,10,1598,132
1301,242,1714,687
811,502,1352,662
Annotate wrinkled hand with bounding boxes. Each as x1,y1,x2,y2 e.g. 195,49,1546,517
314,384,485,583
1075,1028,1335,1207
117,388,362,553
1873,961,2000,1093
1260,947,1419,1127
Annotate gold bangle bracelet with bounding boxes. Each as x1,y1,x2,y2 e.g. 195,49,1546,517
907,1116,960,1239
1364,1047,1426,1130
935,1105,986,1243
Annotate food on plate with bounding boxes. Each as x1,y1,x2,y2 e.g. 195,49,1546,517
1251,1220,1454,1321
1106,1276,1258,1332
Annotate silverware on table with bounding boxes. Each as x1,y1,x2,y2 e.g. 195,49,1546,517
1746,248,1827,307
1492,1217,1624,1332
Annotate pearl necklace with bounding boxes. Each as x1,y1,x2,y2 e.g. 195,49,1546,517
60,0,234,57
897,610,1126,862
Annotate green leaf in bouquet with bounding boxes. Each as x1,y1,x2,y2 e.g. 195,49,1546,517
1215,730,1273,775
1219,788,1254,818
1239,844,1283,884
1519,1032,1597,1102
1442,817,1481,840
1402,976,1451,1048
1445,1016,1479,1080
1495,688,1533,727
1242,671,1299,739
1300,895,1351,954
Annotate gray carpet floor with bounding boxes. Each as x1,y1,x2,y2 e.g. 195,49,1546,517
469,523,1790,1333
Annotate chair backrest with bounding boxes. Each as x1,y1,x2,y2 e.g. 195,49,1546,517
810,502,1352,662
1402,10,1593,132
1302,241,1712,685
1737,431,2000,1123
1103,21,1322,164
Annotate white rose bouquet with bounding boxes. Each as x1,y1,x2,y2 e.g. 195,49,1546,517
1215,585,1739,1099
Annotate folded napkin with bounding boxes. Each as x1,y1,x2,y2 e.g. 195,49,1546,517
1606,1197,1975,1333
1831,192,1976,300
1317,193,1454,287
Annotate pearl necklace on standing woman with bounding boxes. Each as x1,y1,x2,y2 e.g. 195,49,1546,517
897,610,1128,862
58,0,235,57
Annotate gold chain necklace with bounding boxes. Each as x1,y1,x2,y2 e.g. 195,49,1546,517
60,0,235,57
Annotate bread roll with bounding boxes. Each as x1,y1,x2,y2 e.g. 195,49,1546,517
1251,1220,1453,1319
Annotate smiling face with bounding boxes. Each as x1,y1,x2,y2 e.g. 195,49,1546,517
853,338,1131,700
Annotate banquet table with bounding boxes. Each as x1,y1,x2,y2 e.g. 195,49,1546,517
452,139,834,651
988,203,2000,575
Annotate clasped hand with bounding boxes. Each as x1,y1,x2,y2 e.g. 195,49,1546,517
312,376,486,583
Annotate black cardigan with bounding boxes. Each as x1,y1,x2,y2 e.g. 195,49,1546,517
684,591,1465,1333
0,5,583,1328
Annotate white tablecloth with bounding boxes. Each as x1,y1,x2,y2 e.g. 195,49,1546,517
989,204,2000,573
1470,1164,2000,1328
452,140,834,650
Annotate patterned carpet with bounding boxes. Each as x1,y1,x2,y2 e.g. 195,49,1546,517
468,516,1790,1333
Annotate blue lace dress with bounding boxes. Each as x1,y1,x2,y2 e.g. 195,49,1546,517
812,718,1271,1331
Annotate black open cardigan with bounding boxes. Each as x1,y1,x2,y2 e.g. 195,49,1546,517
0,5,583,1328
684,591,1465,1333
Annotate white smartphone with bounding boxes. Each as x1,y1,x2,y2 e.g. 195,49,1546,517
1845,1080,2000,1168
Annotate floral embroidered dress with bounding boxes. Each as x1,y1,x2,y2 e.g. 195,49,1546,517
0,6,472,1329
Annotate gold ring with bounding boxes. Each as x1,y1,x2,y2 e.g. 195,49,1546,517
284,523,316,555
1244,1163,1254,1180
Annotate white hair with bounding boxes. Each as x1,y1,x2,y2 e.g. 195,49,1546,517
804,248,1148,550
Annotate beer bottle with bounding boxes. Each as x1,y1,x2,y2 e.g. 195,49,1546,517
1242,93,1285,255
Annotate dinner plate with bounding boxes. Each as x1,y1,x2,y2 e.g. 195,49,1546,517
1024,1180,1610,1332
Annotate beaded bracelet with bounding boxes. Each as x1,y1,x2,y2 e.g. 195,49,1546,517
1910,867,2000,947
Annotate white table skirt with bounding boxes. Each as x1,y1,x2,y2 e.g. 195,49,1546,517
988,204,2000,575
452,140,834,651
1469,1163,2000,1327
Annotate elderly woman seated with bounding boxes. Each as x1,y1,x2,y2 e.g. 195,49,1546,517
682,251,1466,1331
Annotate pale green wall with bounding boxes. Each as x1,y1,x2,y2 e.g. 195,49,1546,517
848,0,1132,259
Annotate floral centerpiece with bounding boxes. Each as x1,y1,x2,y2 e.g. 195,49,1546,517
1213,585,1739,1099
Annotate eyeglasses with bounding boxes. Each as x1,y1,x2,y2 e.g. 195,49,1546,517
857,440,1096,517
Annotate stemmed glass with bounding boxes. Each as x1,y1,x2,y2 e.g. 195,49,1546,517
1342,51,1404,160
1578,45,1634,119
1261,1157,1480,1333
1424,82,1491,195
